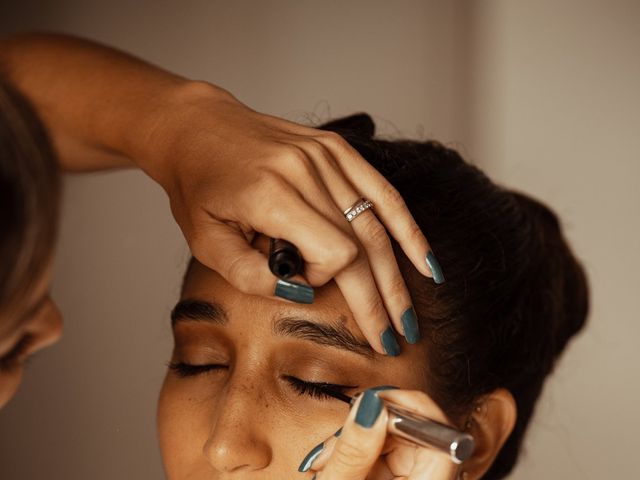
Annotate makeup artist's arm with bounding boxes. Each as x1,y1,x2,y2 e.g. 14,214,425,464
0,32,439,355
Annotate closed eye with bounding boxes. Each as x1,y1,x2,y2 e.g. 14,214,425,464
284,375,357,401
168,361,227,378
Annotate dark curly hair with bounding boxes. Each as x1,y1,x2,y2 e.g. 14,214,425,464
319,113,589,479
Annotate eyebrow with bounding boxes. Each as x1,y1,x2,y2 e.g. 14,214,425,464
273,316,375,358
171,299,228,327
170,299,374,358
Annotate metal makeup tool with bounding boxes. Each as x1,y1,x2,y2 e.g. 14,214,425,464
325,390,475,465
268,238,303,279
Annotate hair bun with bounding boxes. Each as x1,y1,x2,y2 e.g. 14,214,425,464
319,113,376,139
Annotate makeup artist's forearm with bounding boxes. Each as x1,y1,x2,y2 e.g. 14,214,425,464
0,32,210,174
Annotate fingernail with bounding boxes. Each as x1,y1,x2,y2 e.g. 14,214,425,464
355,389,384,428
274,279,314,304
426,250,445,284
298,441,324,472
334,427,342,437
380,326,401,356
401,306,421,344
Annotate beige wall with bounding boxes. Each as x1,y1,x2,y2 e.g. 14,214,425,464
465,2,640,478
0,1,638,478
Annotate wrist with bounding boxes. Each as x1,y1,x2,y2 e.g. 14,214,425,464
124,80,238,188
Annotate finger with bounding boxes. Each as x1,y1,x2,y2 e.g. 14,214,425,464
376,390,459,480
315,130,445,284
333,259,398,355
241,174,360,287
188,219,315,304
312,389,389,480
367,457,396,480
297,428,342,475
260,155,394,355
375,389,451,424
298,139,419,344
408,448,459,480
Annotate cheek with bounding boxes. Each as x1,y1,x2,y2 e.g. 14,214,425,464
157,375,217,472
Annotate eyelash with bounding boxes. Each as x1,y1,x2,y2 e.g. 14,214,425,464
0,334,35,371
284,375,355,401
167,363,355,400
168,362,227,378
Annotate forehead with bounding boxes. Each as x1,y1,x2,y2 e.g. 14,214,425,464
181,259,366,341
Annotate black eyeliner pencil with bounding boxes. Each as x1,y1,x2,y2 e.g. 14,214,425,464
324,389,475,465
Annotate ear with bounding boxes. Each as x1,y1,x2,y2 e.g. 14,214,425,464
463,389,517,479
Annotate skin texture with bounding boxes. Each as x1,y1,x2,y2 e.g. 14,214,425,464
0,262,62,410
159,235,436,479
158,235,516,479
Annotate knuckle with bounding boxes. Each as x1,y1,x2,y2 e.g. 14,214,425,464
282,144,315,176
330,237,359,269
225,254,253,293
405,220,425,245
309,238,360,285
357,215,390,249
301,139,339,171
251,180,293,226
320,130,349,151
379,181,405,208
247,172,282,204
362,293,388,322
385,273,409,306
332,438,371,470
371,299,388,322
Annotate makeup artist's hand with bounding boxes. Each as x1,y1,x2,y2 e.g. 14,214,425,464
303,389,461,480
0,33,441,356
145,83,441,356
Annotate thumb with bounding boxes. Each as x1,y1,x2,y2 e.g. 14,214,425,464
313,389,390,480
188,221,314,304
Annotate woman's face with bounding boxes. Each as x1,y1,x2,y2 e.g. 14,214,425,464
158,237,430,479
0,262,63,409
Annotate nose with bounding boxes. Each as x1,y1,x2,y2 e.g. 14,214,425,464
203,382,273,473
24,297,63,354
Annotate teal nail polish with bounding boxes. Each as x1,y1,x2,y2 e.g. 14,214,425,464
426,250,445,284
274,279,314,304
355,389,383,428
380,326,401,356
401,306,421,344
298,441,324,472
334,427,342,437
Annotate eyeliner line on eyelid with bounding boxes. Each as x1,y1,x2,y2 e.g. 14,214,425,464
167,361,228,378
284,375,358,401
